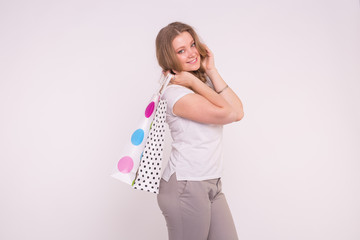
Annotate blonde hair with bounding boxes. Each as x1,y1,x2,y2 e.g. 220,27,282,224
155,22,207,83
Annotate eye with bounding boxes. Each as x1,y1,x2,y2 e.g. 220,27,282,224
191,42,196,47
178,49,184,54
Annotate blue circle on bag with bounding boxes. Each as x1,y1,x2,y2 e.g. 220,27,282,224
131,129,144,146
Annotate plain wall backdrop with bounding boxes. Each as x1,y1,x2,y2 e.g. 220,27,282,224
1,0,359,239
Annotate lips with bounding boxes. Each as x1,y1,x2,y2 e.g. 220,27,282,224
187,58,198,64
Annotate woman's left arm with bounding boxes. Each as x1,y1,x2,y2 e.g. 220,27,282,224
202,46,244,121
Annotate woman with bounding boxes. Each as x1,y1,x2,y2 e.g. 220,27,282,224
156,22,244,240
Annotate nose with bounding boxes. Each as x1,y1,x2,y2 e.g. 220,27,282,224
188,47,197,58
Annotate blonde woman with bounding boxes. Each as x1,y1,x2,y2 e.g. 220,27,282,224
156,22,244,240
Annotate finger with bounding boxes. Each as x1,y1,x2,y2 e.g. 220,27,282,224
204,44,212,54
164,70,172,78
170,74,176,84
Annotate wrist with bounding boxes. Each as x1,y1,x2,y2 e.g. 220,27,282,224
205,68,218,78
189,75,204,91
188,74,198,88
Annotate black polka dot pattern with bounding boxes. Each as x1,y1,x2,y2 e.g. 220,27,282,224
133,99,167,194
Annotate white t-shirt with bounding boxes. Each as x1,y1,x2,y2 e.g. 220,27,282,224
161,79,224,181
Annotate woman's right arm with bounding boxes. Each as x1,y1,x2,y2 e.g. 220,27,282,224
169,72,240,125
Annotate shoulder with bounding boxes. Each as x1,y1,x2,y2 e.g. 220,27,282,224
161,84,194,115
161,84,194,100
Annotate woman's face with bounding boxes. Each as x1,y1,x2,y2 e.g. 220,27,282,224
172,31,201,72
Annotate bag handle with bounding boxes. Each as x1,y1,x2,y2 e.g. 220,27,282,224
157,73,173,96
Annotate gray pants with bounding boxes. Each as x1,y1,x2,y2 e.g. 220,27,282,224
157,173,239,240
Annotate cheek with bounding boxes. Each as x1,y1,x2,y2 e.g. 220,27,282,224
195,48,200,55
177,55,187,64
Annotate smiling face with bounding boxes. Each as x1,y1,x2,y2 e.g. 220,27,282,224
172,31,201,72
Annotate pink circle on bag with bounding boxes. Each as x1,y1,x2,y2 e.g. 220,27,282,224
145,101,155,118
117,156,134,173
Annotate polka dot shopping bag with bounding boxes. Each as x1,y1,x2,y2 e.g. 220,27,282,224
111,74,172,194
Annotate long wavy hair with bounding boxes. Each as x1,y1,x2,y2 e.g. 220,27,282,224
155,22,207,83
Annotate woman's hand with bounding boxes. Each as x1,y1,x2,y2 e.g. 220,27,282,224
163,70,196,89
201,45,217,74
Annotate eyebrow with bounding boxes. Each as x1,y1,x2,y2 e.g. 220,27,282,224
175,39,195,52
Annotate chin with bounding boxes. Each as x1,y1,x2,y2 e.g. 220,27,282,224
190,67,200,72
185,64,201,72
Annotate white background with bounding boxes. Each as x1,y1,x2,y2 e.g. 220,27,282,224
1,0,359,239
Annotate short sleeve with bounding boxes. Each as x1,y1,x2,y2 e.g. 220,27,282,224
161,85,194,116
